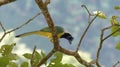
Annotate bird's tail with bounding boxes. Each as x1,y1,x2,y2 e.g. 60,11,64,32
16,31,41,37
16,31,51,38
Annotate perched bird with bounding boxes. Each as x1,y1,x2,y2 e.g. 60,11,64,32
110,16,119,25
16,26,74,44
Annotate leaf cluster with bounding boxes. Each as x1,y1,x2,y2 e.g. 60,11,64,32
0,43,75,67
0,43,19,67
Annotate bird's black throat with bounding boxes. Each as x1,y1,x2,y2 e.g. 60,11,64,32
60,33,74,44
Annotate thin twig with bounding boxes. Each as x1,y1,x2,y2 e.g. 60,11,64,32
0,21,7,42
31,46,36,67
0,33,6,42
113,61,120,67
96,25,120,67
7,12,41,33
76,12,99,52
35,48,56,67
81,5,91,16
0,12,41,42
0,21,6,32
103,27,120,41
96,26,112,67
96,29,104,67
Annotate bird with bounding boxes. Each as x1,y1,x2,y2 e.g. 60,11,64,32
16,26,74,44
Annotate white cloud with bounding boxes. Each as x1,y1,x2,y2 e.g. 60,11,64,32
0,31,32,57
62,51,92,67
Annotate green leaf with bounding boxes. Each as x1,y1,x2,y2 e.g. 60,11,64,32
114,6,120,10
23,51,42,66
48,52,63,67
41,50,46,58
40,50,46,65
62,64,75,67
20,62,29,67
48,62,75,67
111,26,120,37
110,16,119,25
23,53,32,59
115,42,120,50
9,53,19,60
8,62,18,67
51,52,63,63
32,51,41,65
0,56,9,67
93,11,107,19
0,43,16,56
22,50,46,66
48,61,75,67
34,51,41,60
48,52,75,67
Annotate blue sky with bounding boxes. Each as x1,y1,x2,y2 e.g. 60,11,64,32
0,0,120,67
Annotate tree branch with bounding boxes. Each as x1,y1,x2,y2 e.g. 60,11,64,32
35,2,94,67
113,61,120,67
96,25,120,67
0,12,40,42
35,48,56,67
7,12,41,33
0,0,16,6
96,29,104,67
96,26,112,67
58,46,94,67
35,0,59,49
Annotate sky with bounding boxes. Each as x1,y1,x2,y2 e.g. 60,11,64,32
0,0,120,67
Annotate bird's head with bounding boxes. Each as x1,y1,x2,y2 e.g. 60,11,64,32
60,33,74,44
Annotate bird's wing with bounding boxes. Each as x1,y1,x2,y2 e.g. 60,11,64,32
40,26,65,34
16,26,65,39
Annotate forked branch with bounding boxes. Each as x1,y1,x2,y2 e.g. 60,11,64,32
0,12,41,42
96,25,120,67
35,0,94,67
